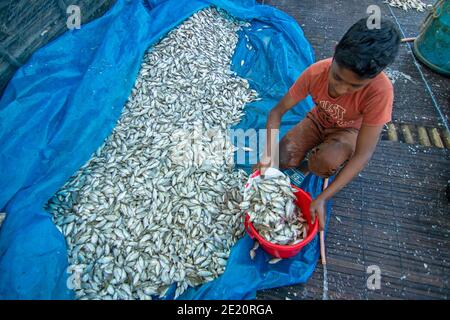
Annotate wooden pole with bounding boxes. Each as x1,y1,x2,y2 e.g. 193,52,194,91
320,178,329,266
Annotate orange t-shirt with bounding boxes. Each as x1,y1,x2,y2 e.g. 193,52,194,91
288,58,393,129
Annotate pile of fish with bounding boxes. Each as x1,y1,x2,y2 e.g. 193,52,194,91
45,7,258,300
240,174,308,247
384,0,428,12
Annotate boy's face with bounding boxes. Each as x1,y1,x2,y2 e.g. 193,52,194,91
328,60,374,98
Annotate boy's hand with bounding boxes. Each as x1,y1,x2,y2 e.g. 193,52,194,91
252,155,272,176
252,162,268,176
310,197,326,231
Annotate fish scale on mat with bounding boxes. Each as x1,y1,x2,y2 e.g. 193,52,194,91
383,0,428,11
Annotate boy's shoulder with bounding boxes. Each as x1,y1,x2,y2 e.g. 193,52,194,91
365,70,393,95
306,58,332,76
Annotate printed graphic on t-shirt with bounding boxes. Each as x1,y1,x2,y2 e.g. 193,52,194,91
316,100,355,127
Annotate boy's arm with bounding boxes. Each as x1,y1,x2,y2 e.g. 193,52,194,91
310,124,383,230
258,92,298,173
257,67,313,174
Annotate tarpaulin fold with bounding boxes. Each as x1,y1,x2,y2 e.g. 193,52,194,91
0,0,329,299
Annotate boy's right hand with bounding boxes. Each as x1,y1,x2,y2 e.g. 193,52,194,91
253,156,272,176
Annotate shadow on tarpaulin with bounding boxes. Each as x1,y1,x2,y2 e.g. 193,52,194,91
0,0,332,299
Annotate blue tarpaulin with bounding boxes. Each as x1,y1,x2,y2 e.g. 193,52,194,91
0,0,330,299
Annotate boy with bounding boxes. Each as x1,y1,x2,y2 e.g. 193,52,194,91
256,18,401,231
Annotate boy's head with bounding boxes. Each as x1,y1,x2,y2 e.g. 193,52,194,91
329,18,401,97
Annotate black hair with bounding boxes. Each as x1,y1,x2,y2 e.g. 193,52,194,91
334,18,401,79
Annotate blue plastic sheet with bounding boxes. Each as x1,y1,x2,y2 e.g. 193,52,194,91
0,0,329,299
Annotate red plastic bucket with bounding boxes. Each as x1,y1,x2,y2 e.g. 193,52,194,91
244,170,318,259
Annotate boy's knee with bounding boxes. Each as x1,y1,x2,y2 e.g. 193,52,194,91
278,140,290,168
308,153,339,177
308,141,353,177
278,138,302,169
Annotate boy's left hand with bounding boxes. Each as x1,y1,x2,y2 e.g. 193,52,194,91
310,198,326,231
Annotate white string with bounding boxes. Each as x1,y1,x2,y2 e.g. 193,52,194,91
387,5,449,133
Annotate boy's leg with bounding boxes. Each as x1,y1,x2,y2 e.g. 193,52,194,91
307,127,359,178
278,115,323,169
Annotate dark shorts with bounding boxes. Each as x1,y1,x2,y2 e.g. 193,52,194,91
279,112,359,178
